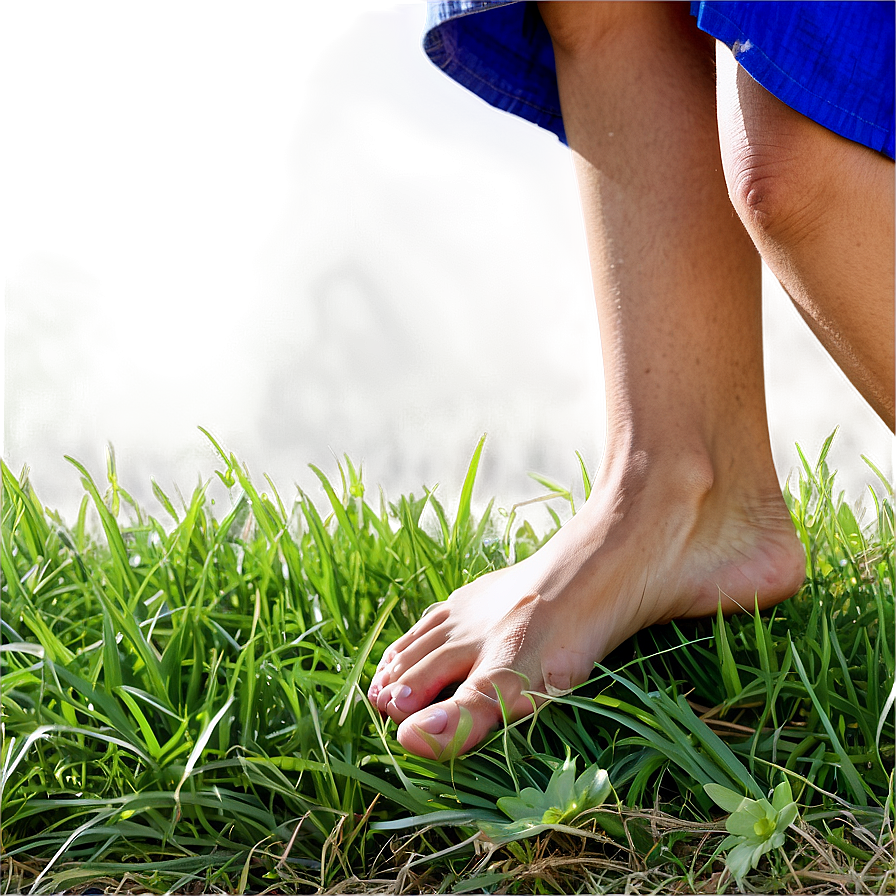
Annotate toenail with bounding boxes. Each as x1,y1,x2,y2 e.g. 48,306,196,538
394,684,411,701
414,707,448,735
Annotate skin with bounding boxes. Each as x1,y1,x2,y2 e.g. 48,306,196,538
368,2,895,760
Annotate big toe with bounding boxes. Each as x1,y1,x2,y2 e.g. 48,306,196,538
396,700,490,761
396,673,534,760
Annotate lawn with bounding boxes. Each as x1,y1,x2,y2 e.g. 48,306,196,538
1,431,893,894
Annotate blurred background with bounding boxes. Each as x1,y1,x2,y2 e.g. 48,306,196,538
3,2,892,526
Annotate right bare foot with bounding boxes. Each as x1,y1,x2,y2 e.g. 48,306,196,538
367,451,806,760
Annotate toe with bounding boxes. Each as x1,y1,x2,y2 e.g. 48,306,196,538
384,603,450,656
382,626,455,681
396,668,537,760
396,693,494,760
367,667,390,703
367,603,449,705
368,605,452,707
379,644,476,722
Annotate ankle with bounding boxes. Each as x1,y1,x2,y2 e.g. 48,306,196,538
595,440,717,509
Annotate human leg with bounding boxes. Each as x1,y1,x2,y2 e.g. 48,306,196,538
369,2,806,760
716,45,895,430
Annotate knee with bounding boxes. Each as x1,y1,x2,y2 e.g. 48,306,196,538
721,131,827,247
717,60,829,247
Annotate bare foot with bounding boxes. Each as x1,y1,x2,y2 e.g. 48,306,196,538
367,454,806,759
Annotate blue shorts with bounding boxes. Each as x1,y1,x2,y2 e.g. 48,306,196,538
423,1,895,159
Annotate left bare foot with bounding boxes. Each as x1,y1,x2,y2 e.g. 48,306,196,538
367,452,805,760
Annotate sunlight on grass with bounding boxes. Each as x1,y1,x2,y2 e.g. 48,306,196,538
1,432,893,894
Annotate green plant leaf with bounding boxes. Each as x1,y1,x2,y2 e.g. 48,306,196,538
704,783,748,814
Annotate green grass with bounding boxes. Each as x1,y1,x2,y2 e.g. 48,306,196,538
1,432,893,894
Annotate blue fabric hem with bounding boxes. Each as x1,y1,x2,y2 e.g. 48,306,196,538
424,1,895,159
423,1,567,143
694,3,895,159
424,27,566,141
